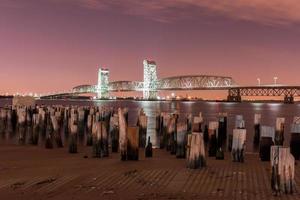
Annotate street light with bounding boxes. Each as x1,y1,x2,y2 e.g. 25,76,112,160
257,78,261,86
274,77,278,85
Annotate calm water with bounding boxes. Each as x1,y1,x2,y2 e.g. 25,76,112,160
1,99,300,152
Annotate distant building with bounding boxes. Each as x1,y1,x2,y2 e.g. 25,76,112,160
97,68,109,98
143,60,158,99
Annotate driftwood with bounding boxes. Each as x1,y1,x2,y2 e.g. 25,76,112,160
275,118,285,145
231,129,246,162
271,146,295,195
253,114,261,146
259,126,275,161
186,133,206,169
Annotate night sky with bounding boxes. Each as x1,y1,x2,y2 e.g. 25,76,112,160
1,0,300,95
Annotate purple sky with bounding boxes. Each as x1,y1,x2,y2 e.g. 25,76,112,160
1,0,300,96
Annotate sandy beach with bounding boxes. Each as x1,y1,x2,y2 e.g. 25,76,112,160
0,144,299,200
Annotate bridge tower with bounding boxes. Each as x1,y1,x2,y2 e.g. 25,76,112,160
143,60,158,99
97,68,109,99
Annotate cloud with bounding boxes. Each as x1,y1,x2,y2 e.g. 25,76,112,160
72,0,300,25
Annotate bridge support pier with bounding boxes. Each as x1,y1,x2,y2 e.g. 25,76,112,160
227,95,242,102
284,96,294,104
227,88,241,102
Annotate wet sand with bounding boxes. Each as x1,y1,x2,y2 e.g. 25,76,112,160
0,144,299,200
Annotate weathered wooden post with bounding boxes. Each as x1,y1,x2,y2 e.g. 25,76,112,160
231,129,246,162
155,112,162,148
26,110,33,144
63,108,69,137
137,112,147,148
0,108,7,135
167,115,176,154
253,114,261,146
51,115,63,147
218,113,227,146
11,107,17,134
119,108,128,161
127,126,139,160
271,146,295,195
45,112,54,149
193,113,203,133
32,113,39,145
93,121,109,158
203,124,209,144
145,136,153,158
176,123,187,158
6,109,13,135
259,126,275,161
38,108,46,138
290,117,300,160
186,114,192,134
110,114,119,152
208,121,219,157
86,114,93,146
69,123,78,153
17,108,26,144
275,118,285,145
229,115,245,151
187,133,206,169
160,113,170,149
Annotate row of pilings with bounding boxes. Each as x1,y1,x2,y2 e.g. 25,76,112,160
0,105,299,196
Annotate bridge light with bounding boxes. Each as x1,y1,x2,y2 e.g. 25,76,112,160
171,92,175,98
274,77,278,85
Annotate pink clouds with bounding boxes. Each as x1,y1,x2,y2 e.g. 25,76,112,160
74,0,300,25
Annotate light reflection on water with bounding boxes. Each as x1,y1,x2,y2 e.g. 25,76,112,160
1,99,300,152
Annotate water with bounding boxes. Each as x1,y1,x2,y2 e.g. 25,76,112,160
1,99,300,152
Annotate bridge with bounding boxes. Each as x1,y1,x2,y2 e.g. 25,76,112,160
40,60,299,103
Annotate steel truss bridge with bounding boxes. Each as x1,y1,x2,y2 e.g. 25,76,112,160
71,75,234,93
228,86,300,103
40,72,299,103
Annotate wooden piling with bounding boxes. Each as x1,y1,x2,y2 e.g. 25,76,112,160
275,118,285,145
218,113,227,146
186,133,206,169
110,114,119,152
145,136,153,158
231,129,246,162
127,126,139,161
0,108,7,135
290,118,300,160
137,114,147,148
208,121,218,157
176,123,187,158
119,108,128,161
271,146,295,195
259,126,275,161
192,113,203,133
69,123,78,153
253,114,261,146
